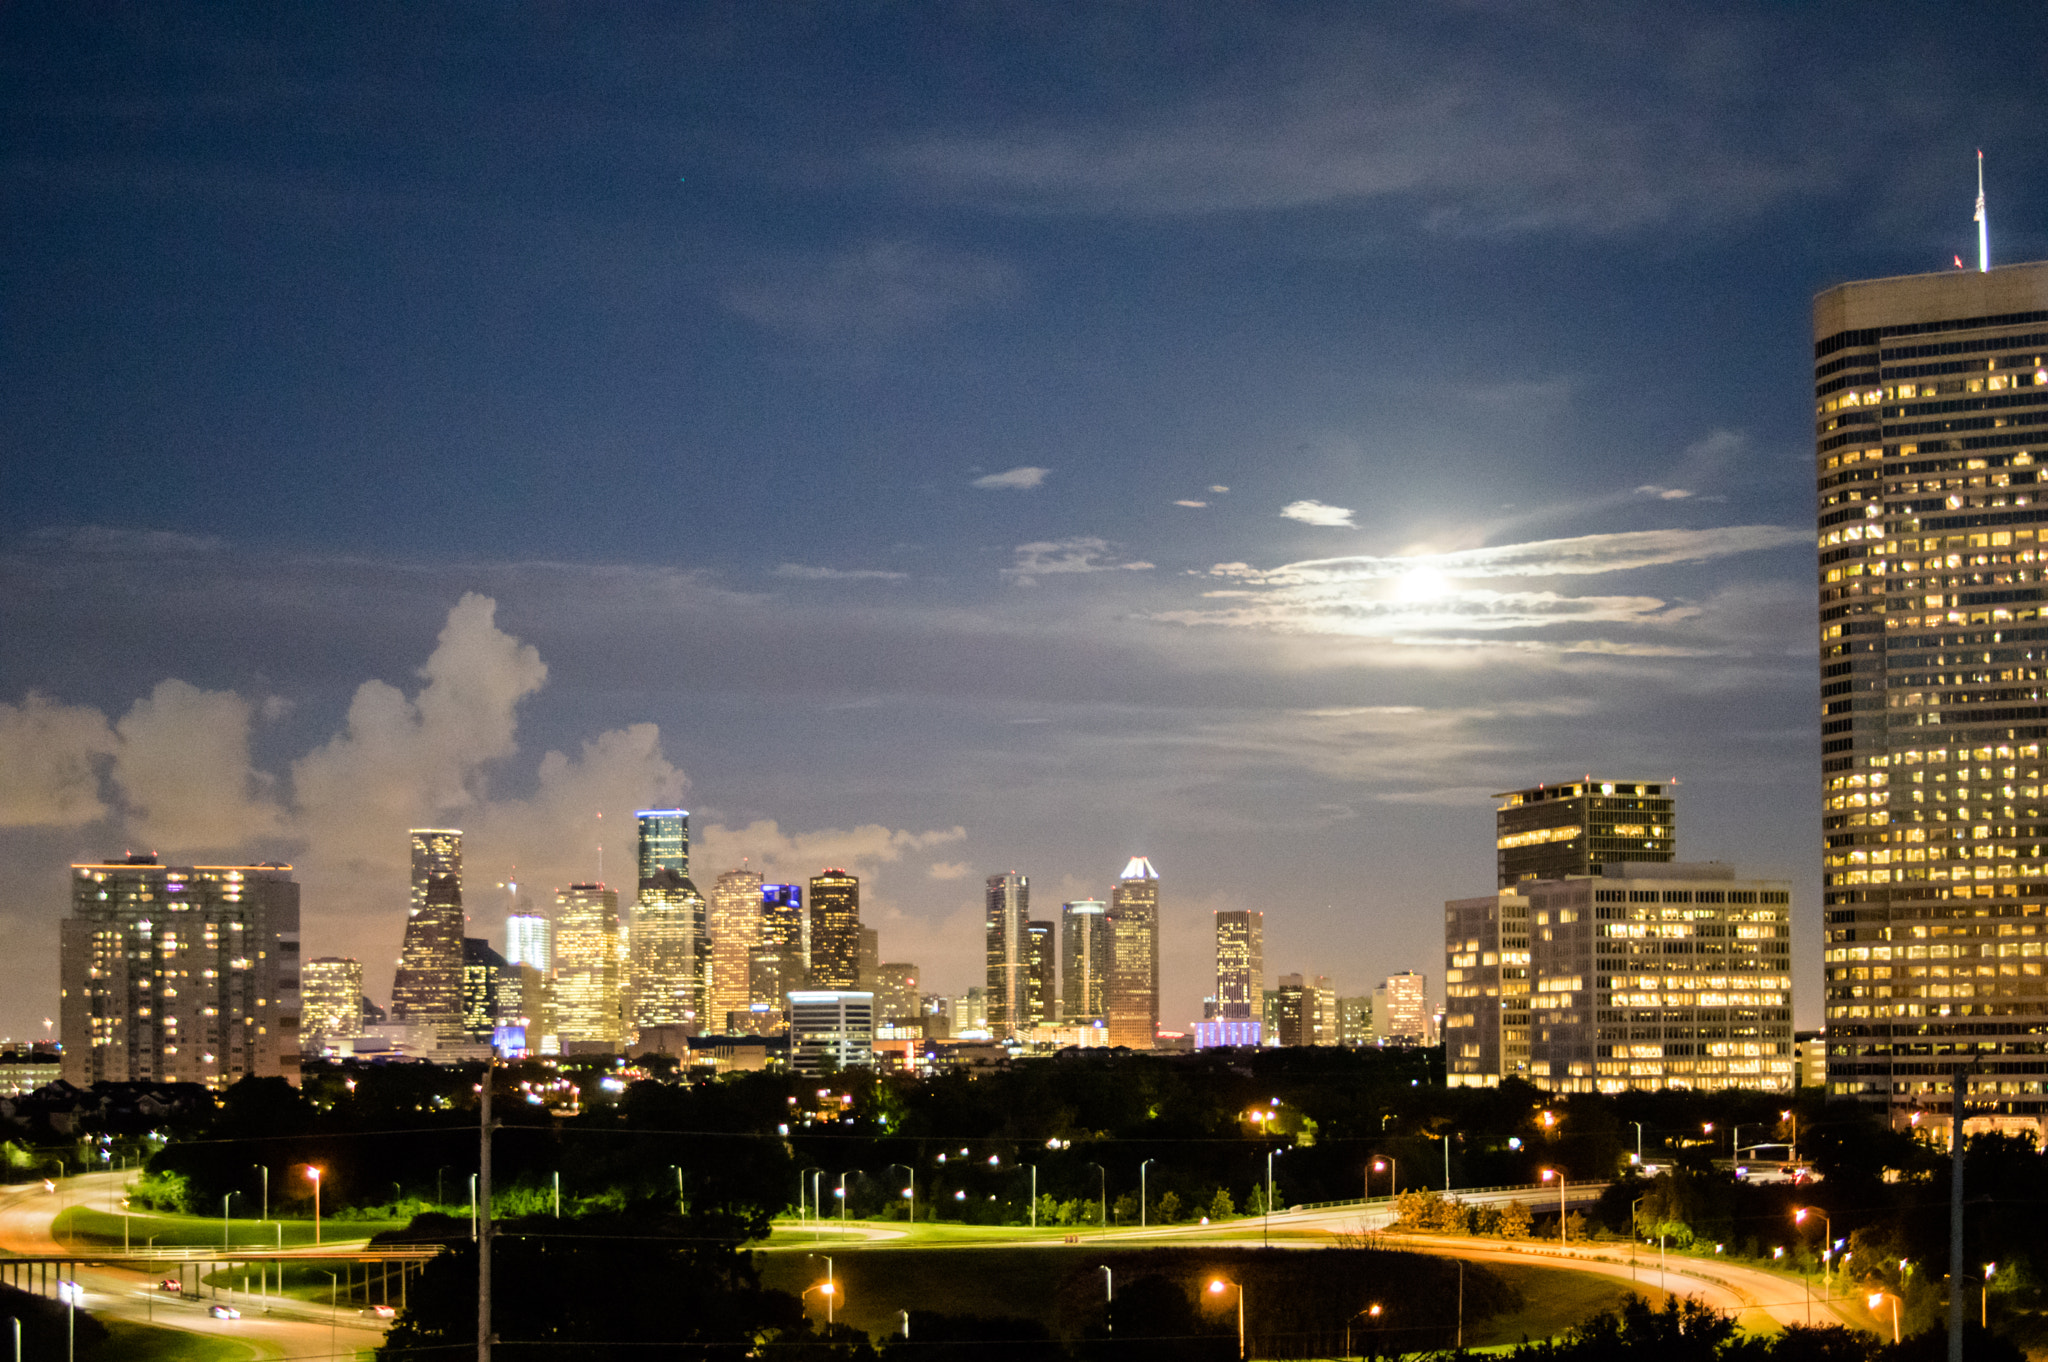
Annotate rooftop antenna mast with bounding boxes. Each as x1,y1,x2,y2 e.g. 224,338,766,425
1976,149,1989,273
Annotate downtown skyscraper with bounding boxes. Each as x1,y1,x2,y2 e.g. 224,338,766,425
1816,258,2048,1127
1106,857,1160,1049
985,872,1030,1037
554,882,624,1049
1060,899,1109,1024
708,867,765,1030
807,870,861,990
1214,909,1264,1022
630,809,707,1029
391,829,464,1039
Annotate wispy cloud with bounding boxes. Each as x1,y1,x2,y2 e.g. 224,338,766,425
1163,525,1805,647
1279,499,1356,528
1209,526,1805,586
972,466,1051,491
1003,537,1155,586
773,564,910,582
1636,485,1695,501
1173,499,1209,509
720,239,1013,342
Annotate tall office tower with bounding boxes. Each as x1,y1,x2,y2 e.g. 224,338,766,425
1443,888,1533,1087
505,913,553,974
1815,259,2048,1126
752,882,806,1014
1274,975,1308,1046
1495,781,1675,888
1214,911,1265,1020
637,808,689,880
1106,857,1161,1048
873,963,921,1024
462,937,515,1041
708,868,765,1026
60,856,302,1088
787,990,876,1075
1060,899,1110,1023
391,829,465,1038
1313,974,1339,1044
553,883,624,1049
1379,972,1432,1043
984,872,1030,1036
301,958,365,1053
1025,920,1055,1027
1447,864,1792,1092
858,926,879,988
808,870,861,989
632,809,706,1029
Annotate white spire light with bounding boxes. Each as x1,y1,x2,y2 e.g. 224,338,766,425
1976,149,1989,273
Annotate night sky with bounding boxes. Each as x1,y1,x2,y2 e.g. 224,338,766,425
5,4,2045,1038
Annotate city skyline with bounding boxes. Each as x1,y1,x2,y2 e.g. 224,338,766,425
6,6,2047,1040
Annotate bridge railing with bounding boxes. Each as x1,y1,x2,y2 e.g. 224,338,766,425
1285,1180,1613,1214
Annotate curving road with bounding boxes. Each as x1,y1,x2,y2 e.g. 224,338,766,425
1,1172,392,1360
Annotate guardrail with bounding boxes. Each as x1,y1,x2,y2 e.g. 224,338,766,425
1287,1181,1613,1214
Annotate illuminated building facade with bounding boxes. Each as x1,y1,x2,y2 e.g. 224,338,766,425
301,957,363,1053
807,870,861,990
1496,781,1675,888
1377,971,1433,1043
873,962,920,1024
553,882,624,1048
1444,889,1531,1087
1060,899,1109,1023
1450,864,1793,1092
462,937,514,1041
60,856,302,1088
1025,920,1054,1028
1214,910,1264,1021
788,990,875,1074
1106,857,1160,1048
1815,260,2048,1128
1273,974,1307,1046
505,914,552,974
632,809,706,1029
984,872,1030,1037
391,829,464,1038
637,808,689,881
708,868,765,1026
751,882,806,1021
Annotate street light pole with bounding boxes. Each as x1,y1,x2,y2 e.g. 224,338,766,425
1098,1265,1112,1337
1371,1157,1396,1201
1541,1169,1567,1242
252,1164,268,1226
887,1164,916,1227
304,1167,322,1246
1029,1165,1037,1229
1264,1149,1281,1247
1087,1162,1106,1229
222,1192,236,1251
1140,1159,1154,1229
1208,1279,1244,1362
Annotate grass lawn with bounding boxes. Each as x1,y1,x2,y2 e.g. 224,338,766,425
1469,1262,1639,1349
95,1318,259,1362
55,1205,403,1251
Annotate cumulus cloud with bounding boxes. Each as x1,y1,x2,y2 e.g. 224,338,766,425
1002,537,1155,585
773,564,910,582
113,680,283,850
972,466,1051,491
927,861,971,881
720,239,1013,342
697,819,967,881
1279,499,1356,528
0,695,117,828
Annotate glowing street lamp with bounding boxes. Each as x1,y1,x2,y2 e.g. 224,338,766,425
1208,1278,1244,1361
303,1166,322,1245
1370,1157,1396,1201
1346,1303,1384,1359
1985,1263,1998,1328
1869,1291,1901,1344
1539,1169,1568,1242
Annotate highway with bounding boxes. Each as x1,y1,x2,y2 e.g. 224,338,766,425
1,1172,394,1360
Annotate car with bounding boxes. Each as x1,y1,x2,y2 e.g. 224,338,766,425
363,1304,396,1318
208,1305,241,1320
159,1279,182,1292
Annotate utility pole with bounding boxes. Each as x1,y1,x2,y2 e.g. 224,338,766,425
480,1061,495,1362
1949,1063,1967,1362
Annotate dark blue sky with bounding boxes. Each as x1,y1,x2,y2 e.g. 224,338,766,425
4,3,2044,1033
